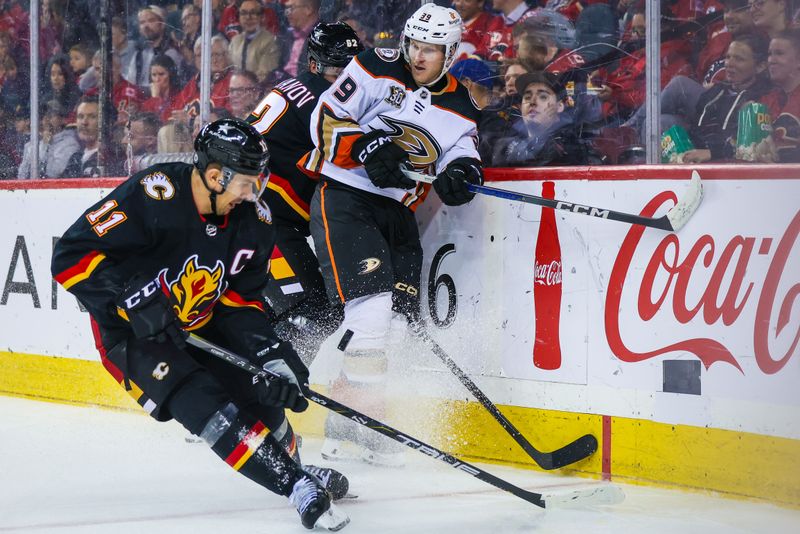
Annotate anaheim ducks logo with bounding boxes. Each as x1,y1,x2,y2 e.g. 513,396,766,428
379,115,441,169
358,257,381,275
158,255,226,329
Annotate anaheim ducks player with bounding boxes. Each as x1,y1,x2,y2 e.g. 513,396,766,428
248,22,364,363
51,119,350,531
302,4,484,466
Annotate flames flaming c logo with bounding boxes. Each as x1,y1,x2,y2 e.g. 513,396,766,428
158,255,226,329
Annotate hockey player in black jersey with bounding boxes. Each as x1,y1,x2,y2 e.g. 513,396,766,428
302,4,485,467
51,119,350,531
248,21,364,363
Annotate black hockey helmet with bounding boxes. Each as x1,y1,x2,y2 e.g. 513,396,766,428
307,21,364,70
193,118,269,176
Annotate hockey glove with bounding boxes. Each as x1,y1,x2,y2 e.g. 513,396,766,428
433,157,484,206
253,341,310,413
117,274,187,349
351,129,415,189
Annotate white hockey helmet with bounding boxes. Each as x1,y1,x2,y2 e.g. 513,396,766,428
402,4,463,86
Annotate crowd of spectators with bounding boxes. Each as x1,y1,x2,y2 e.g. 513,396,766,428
1,0,798,179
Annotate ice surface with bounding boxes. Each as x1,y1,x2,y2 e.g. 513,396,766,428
0,396,797,534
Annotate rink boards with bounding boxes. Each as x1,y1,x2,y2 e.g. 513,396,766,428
1,165,799,506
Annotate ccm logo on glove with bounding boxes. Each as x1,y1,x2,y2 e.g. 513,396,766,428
122,278,160,309
355,134,393,163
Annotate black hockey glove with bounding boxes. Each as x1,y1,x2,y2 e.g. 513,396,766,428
252,341,310,413
433,157,483,206
351,129,415,189
116,274,187,349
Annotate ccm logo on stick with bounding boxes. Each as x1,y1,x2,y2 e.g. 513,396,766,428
555,201,610,218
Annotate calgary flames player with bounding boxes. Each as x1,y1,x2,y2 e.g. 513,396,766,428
51,119,350,531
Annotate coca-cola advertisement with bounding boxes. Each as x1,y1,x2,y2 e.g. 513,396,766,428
533,181,563,370
416,172,799,439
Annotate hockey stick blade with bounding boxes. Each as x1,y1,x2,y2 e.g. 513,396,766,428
185,334,621,510
665,170,704,231
403,169,703,232
415,326,597,470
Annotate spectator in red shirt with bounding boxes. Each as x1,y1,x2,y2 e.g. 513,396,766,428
82,52,146,126
696,0,755,86
141,54,182,123
593,10,694,122
759,28,800,161
453,0,504,59
171,35,234,124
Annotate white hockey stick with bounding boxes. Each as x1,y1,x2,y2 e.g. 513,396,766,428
405,169,704,232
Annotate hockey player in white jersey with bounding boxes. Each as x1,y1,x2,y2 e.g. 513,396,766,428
301,4,484,466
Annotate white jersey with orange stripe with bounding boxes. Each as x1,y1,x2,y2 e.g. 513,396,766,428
302,48,481,209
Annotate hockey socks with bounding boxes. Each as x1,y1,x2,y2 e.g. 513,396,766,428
202,403,302,497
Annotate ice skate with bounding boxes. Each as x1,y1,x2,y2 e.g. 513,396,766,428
289,473,350,531
359,446,405,468
304,464,351,500
320,438,362,462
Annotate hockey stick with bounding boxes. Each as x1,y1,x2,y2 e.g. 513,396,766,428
404,169,704,232
411,324,597,470
186,333,624,509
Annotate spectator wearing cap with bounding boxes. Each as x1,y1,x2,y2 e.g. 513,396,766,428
229,0,281,83
17,100,80,179
451,57,495,109
493,71,601,167
124,5,183,92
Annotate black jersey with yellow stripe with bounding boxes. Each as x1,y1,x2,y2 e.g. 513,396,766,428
304,48,482,210
248,72,331,233
51,162,277,350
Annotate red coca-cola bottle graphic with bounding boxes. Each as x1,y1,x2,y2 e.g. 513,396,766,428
533,181,563,370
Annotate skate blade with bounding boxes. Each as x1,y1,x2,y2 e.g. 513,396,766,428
314,503,350,531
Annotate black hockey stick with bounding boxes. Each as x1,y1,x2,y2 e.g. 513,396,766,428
186,333,623,509
411,324,597,470
404,169,704,232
